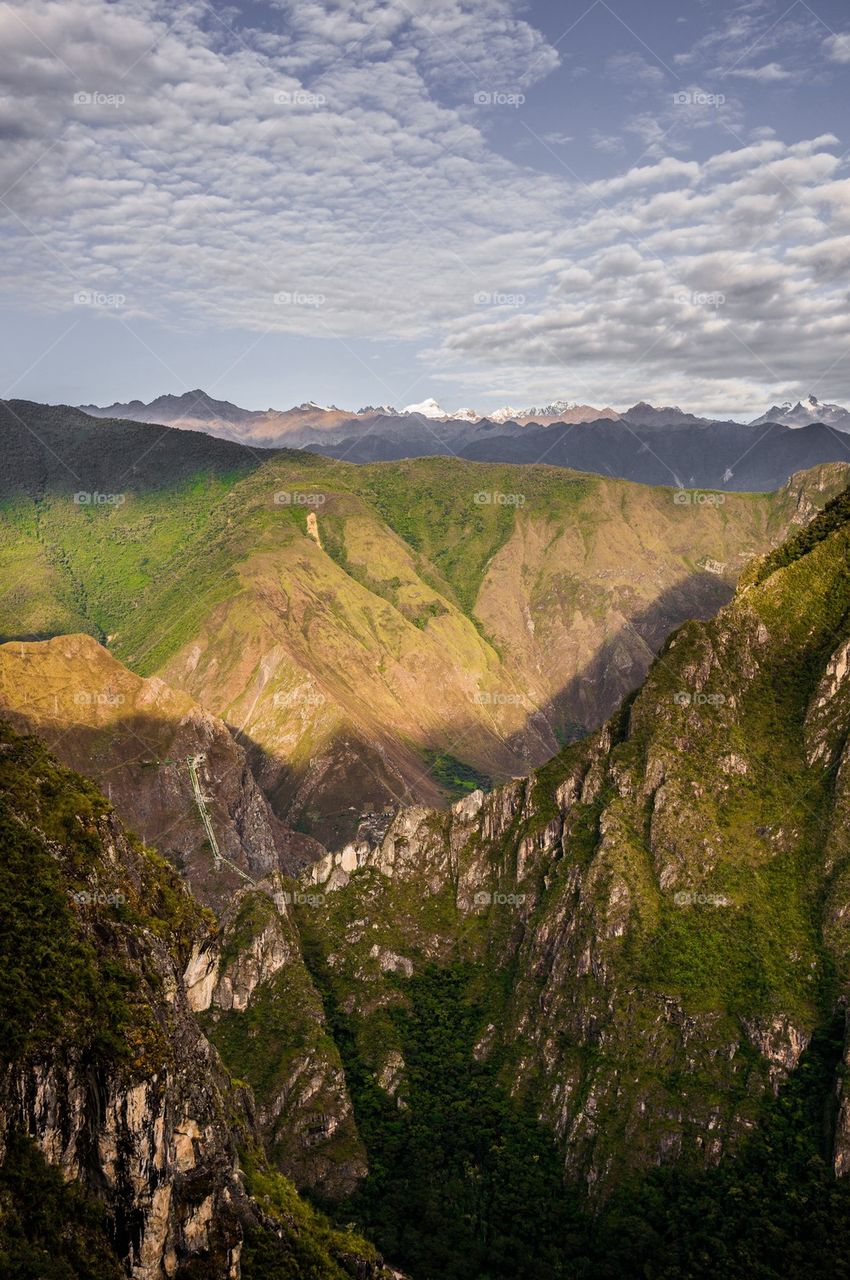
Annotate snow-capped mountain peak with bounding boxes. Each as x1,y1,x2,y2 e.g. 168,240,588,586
402,397,449,419
488,400,620,425
750,395,850,431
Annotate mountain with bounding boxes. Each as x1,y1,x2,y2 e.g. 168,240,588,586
6,415,850,1275
79,388,257,427
617,400,728,427
0,635,372,1196
0,633,323,900
751,394,850,431
453,417,850,491
75,391,850,481
81,391,619,434
14,474,850,1276
490,400,620,425
314,415,850,485
0,399,259,502
287,480,850,1275
401,397,451,419
3,399,847,845
80,390,362,447
0,718,396,1277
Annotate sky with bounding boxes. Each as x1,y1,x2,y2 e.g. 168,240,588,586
1,0,849,417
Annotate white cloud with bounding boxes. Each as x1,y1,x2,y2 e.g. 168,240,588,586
0,0,566,342
591,130,624,154
0,0,849,415
433,133,850,409
726,62,794,81
823,33,850,64
605,52,666,87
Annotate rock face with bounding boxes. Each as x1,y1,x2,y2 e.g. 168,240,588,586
0,637,367,1207
6,1026,246,1279
199,886,368,1199
0,723,248,1276
834,1010,850,1176
301,485,850,1192
0,721,391,1278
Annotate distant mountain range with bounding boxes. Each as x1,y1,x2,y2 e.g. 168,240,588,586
71,389,850,490
80,390,716,438
749,394,850,431
81,388,850,434
396,397,621,424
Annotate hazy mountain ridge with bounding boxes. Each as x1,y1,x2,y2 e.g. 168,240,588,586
79,387,850,440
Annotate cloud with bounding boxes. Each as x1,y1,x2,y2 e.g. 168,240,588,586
675,2,841,89
433,133,850,410
823,33,850,64
726,62,794,81
604,52,666,87
585,157,701,199
591,130,624,154
0,0,848,416
0,0,566,342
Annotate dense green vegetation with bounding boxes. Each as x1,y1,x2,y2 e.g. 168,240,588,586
0,1134,122,1280
317,962,584,1280
624,513,850,1021
0,728,137,1065
742,482,850,588
205,961,345,1161
422,749,493,797
302,956,850,1280
240,1155,385,1280
583,1020,850,1278
0,720,214,1069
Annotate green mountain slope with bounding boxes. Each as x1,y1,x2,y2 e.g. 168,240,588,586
6,436,850,1276
2,400,847,843
287,482,850,1275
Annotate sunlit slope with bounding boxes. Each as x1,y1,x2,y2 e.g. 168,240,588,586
1,398,847,840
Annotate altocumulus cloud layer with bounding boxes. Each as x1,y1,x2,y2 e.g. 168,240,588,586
1,0,850,413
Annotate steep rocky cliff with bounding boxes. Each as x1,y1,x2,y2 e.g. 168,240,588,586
299,482,850,1203
194,887,368,1200
0,637,372,1205
0,721,395,1278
